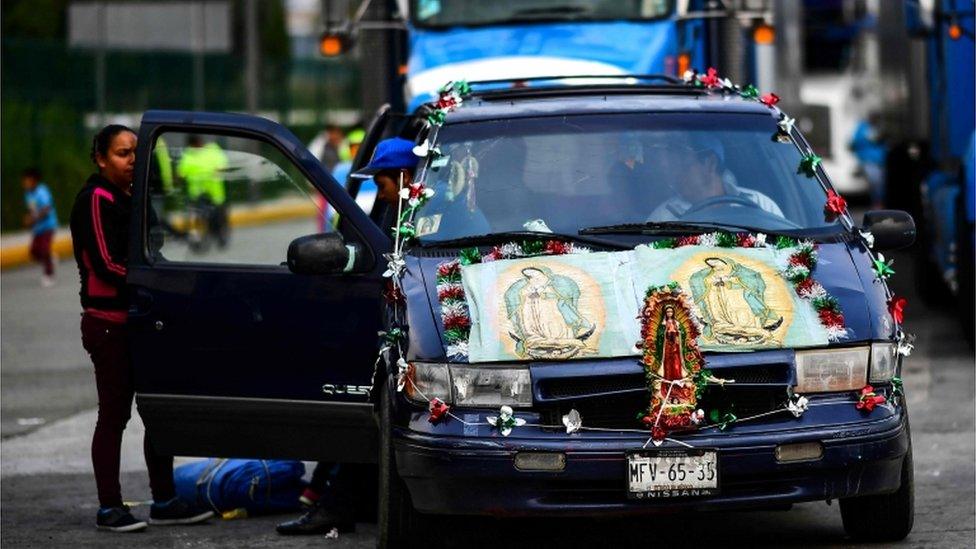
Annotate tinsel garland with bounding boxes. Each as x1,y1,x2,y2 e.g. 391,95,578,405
650,232,847,341
434,240,590,359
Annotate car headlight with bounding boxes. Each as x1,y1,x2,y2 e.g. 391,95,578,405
403,362,451,404
449,364,532,408
869,342,898,383
795,347,869,393
403,362,532,408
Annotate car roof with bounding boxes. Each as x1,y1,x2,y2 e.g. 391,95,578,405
444,87,778,124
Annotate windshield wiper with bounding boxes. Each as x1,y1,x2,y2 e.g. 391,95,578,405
579,221,797,237
420,230,630,250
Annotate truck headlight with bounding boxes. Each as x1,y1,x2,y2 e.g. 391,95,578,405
795,347,869,393
402,362,532,408
869,342,898,383
449,364,532,408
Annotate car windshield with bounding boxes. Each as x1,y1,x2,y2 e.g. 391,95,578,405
411,0,672,28
413,112,844,243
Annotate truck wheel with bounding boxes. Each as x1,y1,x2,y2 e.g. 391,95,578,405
839,446,915,542
377,382,424,548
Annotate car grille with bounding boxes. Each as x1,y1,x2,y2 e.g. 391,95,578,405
537,364,791,431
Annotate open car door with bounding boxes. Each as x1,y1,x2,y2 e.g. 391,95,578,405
128,111,389,462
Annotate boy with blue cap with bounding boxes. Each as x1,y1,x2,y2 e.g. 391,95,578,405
351,137,421,208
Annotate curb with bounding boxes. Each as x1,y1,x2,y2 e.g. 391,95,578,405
0,201,319,270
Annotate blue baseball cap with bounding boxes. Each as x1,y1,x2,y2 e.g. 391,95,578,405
351,137,420,178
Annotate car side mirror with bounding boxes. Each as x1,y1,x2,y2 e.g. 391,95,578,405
287,233,354,275
862,210,916,250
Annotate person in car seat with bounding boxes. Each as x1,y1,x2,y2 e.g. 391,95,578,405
647,134,783,221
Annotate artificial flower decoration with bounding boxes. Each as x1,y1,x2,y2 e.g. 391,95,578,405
888,295,908,324
426,110,447,126
798,153,823,177
681,69,698,83
699,67,721,88
487,405,526,437
396,221,417,239
690,409,705,425
709,409,737,431
396,358,410,392
383,280,405,304
412,139,441,158
859,229,875,249
739,84,760,99
891,376,904,397
562,409,582,434
824,190,848,220
855,385,886,412
399,182,435,207
382,252,406,279
787,394,809,418
759,92,780,107
872,253,896,280
458,247,481,266
428,398,450,423
651,425,666,442
896,331,916,356
777,114,796,135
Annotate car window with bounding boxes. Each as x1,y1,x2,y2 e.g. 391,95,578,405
414,112,841,242
147,131,337,266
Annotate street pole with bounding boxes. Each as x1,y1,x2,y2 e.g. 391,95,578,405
773,0,802,104
193,2,206,111
245,0,260,115
95,1,106,126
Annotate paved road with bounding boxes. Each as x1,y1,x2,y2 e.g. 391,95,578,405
1,232,973,547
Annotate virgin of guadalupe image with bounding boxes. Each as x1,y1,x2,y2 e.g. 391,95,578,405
689,257,784,345
504,266,596,359
654,305,695,404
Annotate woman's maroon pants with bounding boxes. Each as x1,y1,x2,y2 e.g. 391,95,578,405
81,313,176,508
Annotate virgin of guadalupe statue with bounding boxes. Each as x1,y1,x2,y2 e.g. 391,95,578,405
690,257,784,345
504,266,595,359
659,305,687,382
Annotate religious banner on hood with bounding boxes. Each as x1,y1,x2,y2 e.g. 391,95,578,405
461,251,642,363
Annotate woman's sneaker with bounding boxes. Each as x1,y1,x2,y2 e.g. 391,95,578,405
96,506,148,532
149,498,215,525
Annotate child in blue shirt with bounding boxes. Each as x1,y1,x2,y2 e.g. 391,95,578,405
22,168,58,286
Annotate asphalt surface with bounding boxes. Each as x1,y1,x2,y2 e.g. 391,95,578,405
1,226,973,547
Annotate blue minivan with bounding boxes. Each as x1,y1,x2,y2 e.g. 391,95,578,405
131,77,916,546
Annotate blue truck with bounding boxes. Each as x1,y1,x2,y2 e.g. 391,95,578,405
888,0,974,344
323,0,777,112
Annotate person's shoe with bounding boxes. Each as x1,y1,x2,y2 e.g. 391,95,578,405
149,497,214,525
96,506,148,533
40,274,55,288
275,503,354,536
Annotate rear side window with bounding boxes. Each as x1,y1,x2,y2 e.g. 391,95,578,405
146,131,340,266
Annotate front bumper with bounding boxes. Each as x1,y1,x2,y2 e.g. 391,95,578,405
394,399,909,516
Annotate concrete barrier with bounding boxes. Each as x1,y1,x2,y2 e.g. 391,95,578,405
0,199,319,270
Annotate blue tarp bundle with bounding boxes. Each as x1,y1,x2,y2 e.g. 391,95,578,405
173,458,306,515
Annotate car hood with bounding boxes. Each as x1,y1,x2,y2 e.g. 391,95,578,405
401,241,891,363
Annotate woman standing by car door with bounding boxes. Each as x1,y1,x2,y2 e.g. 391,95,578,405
70,125,214,532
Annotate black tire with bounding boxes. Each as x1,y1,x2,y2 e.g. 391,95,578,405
377,381,424,548
840,446,915,542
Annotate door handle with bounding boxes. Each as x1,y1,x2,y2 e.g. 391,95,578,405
129,287,154,318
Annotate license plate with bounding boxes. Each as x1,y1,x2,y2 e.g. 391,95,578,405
627,449,719,499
